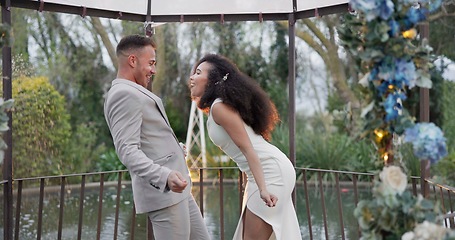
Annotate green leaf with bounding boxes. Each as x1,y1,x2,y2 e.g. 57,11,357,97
415,69,433,88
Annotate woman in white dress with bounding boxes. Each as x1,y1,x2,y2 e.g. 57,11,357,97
188,54,302,240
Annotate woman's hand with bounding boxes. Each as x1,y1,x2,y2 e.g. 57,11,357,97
260,189,278,207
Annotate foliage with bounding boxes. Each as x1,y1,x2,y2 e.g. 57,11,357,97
0,23,11,48
12,54,35,79
94,148,129,181
432,151,455,186
429,3,455,61
11,76,71,177
165,100,190,142
63,122,106,174
430,80,455,184
441,80,455,152
0,99,14,165
354,166,454,240
271,120,378,177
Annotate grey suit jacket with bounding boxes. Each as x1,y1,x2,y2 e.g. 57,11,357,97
104,79,191,213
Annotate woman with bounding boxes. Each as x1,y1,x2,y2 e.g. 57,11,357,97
188,54,302,240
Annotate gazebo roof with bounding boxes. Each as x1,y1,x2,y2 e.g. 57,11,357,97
13,0,349,22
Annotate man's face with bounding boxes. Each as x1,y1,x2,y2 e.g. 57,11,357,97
132,45,156,88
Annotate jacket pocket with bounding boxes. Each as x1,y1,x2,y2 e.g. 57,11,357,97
153,152,175,165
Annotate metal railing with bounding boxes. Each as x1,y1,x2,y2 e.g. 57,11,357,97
1,167,454,240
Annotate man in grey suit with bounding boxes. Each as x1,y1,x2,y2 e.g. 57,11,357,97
104,34,210,240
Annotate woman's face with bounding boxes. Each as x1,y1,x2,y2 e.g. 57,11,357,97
189,61,211,99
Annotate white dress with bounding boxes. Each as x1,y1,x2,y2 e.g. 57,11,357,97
207,99,302,240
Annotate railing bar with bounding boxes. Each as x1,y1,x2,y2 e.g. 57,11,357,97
10,167,380,182
199,169,204,216
295,167,376,176
302,170,313,240
130,205,136,240
13,170,130,181
439,187,448,228
96,173,105,240
77,175,86,240
318,172,329,240
57,177,66,240
432,185,437,202
114,172,123,240
448,191,455,229
449,190,454,213
37,178,45,240
411,178,417,196
14,180,23,240
426,179,455,191
335,173,345,240
352,174,360,239
219,169,225,240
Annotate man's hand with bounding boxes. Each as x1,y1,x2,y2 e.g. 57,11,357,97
179,142,187,157
167,170,188,193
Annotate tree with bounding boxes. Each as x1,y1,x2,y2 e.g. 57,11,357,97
429,1,455,60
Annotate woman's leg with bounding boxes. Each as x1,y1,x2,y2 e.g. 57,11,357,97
242,207,273,240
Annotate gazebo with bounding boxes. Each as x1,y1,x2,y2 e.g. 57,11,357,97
2,1,434,239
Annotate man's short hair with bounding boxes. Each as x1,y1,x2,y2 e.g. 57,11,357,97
116,34,156,57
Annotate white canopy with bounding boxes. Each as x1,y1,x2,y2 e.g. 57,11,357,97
13,0,349,22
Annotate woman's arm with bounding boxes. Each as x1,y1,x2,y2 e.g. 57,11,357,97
211,102,277,207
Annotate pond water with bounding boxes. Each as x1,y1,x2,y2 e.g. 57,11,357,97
1,183,366,239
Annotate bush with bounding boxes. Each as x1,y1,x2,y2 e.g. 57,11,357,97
11,76,71,177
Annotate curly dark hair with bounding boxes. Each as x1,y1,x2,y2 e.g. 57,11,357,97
192,54,280,141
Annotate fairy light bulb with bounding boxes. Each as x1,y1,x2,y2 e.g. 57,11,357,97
383,153,389,162
402,28,417,39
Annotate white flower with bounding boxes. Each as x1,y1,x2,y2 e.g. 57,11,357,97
401,231,415,240
403,221,450,240
379,166,407,195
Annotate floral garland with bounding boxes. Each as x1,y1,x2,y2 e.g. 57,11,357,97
339,0,448,163
339,0,452,239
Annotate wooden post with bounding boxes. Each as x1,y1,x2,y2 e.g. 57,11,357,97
419,21,431,198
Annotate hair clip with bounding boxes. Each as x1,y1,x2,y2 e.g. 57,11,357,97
215,73,229,85
222,73,229,81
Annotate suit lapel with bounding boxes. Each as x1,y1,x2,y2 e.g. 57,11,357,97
111,79,173,129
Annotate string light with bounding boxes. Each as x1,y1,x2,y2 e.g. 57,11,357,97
402,28,417,39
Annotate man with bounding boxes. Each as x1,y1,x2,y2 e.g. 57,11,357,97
104,34,210,240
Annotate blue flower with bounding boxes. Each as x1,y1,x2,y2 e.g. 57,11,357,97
394,58,416,88
388,19,400,36
404,122,448,164
350,0,395,21
406,8,428,25
379,0,395,20
383,92,406,122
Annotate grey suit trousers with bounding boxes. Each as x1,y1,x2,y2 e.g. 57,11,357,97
148,195,211,240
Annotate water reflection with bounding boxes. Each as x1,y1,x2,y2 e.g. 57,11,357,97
1,183,366,239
